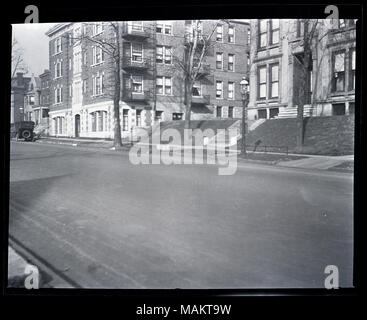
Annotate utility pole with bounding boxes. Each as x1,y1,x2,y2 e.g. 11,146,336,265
240,78,249,156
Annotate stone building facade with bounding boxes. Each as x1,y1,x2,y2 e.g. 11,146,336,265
46,20,249,138
247,19,356,120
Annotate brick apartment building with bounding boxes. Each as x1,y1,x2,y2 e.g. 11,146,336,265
46,20,249,138
11,72,31,124
248,19,356,120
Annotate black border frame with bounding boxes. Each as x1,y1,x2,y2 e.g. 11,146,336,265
2,1,365,305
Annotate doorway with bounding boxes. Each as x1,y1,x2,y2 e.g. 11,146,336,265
75,114,80,137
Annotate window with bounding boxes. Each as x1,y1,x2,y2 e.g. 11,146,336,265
258,66,267,99
228,54,235,71
228,81,235,100
332,103,346,115
156,46,172,64
164,77,172,95
55,87,62,104
92,46,104,65
69,85,72,97
156,46,163,63
54,37,62,54
349,48,355,91
228,106,234,118
90,111,107,132
216,25,223,42
164,47,172,64
216,106,222,118
228,26,235,43
54,116,64,134
270,19,279,45
216,81,223,99
338,19,346,28
98,111,103,131
156,76,172,95
91,112,96,131
184,20,202,42
131,75,143,93
155,111,163,122
172,113,183,120
55,61,62,78
216,53,223,69
332,51,345,92
74,52,82,73
258,109,267,119
132,21,143,31
269,108,279,118
136,109,142,126
259,19,268,48
156,21,172,35
297,20,304,38
123,109,129,131
164,23,172,35
192,82,201,96
132,43,143,62
92,74,103,96
92,22,104,36
270,64,279,98
247,30,251,45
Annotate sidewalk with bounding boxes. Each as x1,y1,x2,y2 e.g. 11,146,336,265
21,137,354,172
277,155,354,170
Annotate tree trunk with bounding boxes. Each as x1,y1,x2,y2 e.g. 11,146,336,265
296,20,311,151
184,78,192,129
113,68,123,147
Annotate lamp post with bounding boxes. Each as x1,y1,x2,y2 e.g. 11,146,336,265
240,78,249,156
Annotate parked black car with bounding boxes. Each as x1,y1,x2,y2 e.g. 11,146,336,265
10,121,35,141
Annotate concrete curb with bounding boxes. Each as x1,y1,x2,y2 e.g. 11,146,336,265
7,246,37,288
9,237,75,289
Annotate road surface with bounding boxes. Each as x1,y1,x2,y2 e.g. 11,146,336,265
9,141,354,288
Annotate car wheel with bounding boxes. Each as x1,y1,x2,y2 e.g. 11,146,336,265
21,129,32,140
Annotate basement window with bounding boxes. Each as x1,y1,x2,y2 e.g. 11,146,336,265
258,109,267,119
269,108,279,118
332,103,346,116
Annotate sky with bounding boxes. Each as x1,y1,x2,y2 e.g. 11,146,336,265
12,23,57,76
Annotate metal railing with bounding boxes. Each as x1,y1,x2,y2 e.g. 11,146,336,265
121,57,150,70
192,94,211,105
122,90,150,102
245,144,289,155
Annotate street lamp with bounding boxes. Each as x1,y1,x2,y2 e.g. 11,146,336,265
240,78,249,156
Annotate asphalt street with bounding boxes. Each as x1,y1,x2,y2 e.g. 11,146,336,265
9,141,354,288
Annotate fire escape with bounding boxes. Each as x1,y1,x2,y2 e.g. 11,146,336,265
121,22,152,104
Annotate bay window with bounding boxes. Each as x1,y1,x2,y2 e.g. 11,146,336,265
332,51,345,92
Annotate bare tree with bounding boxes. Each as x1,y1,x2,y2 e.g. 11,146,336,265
294,19,317,151
11,38,28,78
73,22,123,148
172,20,224,129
